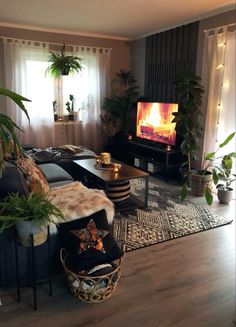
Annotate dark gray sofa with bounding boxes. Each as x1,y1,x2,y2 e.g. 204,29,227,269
0,161,110,287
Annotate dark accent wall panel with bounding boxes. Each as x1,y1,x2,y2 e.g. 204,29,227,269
144,22,199,102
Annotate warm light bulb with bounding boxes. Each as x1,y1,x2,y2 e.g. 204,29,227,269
217,42,226,47
222,81,229,89
216,64,224,70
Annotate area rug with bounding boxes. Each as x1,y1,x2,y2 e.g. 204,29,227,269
113,179,233,252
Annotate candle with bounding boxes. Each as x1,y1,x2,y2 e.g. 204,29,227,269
113,163,121,173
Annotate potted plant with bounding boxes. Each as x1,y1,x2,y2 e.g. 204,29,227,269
172,71,204,174
0,88,30,176
65,94,75,121
46,44,83,78
0,192,64,246
53,100,58,121
211,149,236,204
180,132,236,205
101,69,139,136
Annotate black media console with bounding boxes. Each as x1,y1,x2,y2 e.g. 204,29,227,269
112,136,186,182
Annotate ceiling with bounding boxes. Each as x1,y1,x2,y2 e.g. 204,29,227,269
0,0,234,40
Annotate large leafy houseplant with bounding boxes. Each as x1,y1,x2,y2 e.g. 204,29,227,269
46,44,83,78
0,88,30,175
171,71,204,172
101,69,139,136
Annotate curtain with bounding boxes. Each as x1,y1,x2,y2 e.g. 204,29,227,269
3,39,55,148
2,39,111,153
202,28,236,160
71,46,111,153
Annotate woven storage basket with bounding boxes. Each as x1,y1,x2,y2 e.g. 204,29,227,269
60,248,122,303
190,171,212,196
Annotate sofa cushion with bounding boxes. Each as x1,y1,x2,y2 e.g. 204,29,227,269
39,163,74,184
17,158,50,194
0,162,29,199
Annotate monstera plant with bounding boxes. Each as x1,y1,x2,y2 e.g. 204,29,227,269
46,44,83,78
0,88,30,175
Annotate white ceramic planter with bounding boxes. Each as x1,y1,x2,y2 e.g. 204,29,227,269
217,187,234,204
16,221,48,247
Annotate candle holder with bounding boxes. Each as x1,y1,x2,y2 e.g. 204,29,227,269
113,163,121,173
95,156,100,164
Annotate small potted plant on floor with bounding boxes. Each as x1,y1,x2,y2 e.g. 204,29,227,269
0,192,64,246
180,131,236,205
212,153,236,204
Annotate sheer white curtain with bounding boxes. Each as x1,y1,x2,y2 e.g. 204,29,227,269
3,39,55,147
71,46,111,153
202,27,236,160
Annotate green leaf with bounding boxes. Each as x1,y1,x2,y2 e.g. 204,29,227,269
212,169,219,185
219,132,236,148
204,152,215,160
204,187,213,205
0,88,31,121
180,183,188,201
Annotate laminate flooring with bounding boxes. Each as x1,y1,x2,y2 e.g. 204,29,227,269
0,177,235,327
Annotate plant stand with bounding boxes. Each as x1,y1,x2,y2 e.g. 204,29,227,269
14,225,52,311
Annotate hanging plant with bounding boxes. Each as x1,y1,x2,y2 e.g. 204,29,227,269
46,43,83,78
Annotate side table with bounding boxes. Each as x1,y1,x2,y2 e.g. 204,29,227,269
14,225,52,310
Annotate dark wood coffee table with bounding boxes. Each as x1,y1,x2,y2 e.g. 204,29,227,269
73,158,149,210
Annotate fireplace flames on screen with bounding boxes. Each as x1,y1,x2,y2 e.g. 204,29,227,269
136,102,178,146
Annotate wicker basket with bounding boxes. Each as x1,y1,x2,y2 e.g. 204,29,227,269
60,248,122,303
190,171,212,196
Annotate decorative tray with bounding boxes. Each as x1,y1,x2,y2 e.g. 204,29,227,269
94,163,121,171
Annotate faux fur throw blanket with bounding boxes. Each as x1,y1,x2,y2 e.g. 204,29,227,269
50,182,114,225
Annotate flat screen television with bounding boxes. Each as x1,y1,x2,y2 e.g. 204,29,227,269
136,102,178,146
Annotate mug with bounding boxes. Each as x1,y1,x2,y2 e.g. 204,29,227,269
100,152,111,165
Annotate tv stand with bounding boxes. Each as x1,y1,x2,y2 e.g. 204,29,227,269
112,136,185,182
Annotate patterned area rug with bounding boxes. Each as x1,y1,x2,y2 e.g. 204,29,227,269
113,179,233,252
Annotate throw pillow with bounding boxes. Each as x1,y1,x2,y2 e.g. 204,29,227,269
59,211,123,273
70,219,109,254
17,158,50,194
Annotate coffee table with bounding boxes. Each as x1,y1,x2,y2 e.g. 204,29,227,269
73,158,149,210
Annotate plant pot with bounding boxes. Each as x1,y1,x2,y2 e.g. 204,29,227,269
69,114,74,121
61,67,70,76
16,221,48,247
217,187,234,204
190,170,212,197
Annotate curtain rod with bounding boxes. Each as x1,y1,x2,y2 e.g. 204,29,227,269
0,36,112,51
204,22,236,33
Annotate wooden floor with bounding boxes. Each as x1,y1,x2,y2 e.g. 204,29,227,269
0,178,235,327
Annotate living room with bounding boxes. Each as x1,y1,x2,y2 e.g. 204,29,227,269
0,1,235,326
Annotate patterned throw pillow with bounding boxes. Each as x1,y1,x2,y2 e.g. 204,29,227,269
17,158,50,194
70,219,109,254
